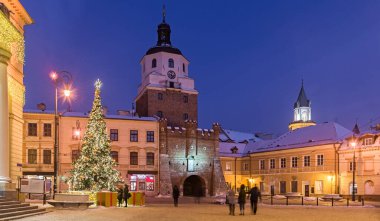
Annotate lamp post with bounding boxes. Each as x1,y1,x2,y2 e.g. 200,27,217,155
50,71,73,197
350,139,357,201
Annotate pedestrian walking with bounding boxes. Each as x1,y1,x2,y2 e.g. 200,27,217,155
173,185,180,207
123,184,131,207
238,184,246,215
227,187,236,216
249,184,262,215
194,186,202,204
117,186,123,207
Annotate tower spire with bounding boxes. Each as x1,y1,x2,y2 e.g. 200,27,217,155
162,4,166,23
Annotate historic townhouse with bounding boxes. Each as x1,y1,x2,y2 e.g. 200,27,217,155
22,110,160,196
339,125,380,200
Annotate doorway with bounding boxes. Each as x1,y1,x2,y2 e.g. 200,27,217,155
183,175,205,196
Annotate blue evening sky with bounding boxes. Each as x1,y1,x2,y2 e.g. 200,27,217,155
22,0,380,135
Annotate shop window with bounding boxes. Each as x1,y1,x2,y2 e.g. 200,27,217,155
130,152,138,165
111,151,118,163
43,123,52,137
130,130,138,142
146,176,155,191
147,131,154,142
28,149,37,164
28,123,37,136
168,58,174,68
139,182,146,190
110,129,118,141
43,149,51,164
146,152,154,165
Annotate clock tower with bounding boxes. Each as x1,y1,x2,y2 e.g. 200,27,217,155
135,8,198,127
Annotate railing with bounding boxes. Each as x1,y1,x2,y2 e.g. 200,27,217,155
261,195,365,207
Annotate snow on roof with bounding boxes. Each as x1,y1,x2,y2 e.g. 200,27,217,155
24,109,156,121
220,128,260,143
244,122,351,154
219,142,248,157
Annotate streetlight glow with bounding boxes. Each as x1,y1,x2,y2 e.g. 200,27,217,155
63,89,71,97
50,72,58,81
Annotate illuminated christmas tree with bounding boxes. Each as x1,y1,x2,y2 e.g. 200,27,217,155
69,79,121,191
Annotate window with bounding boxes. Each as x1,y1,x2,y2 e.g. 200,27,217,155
130,130,138,142
147,152,154,165
157,111,163,118
110,129,118,141
130,152,138,165
147,131,154,142
291,157,298,168
183,113,189,120
28,149,37,164
43,124,52,137
260,182,265,192
72,127,81,140
158,93,163,100
260,160,265,170
280,158,286,168
152,58,157,68
291,181,298,192
270,159,275,169
243,162,249,171
315,180,323,194
183,95,188,103
280,181,286,194
169,82,174,88
183,63,186,72
226,162,231,171
111,151,118,163
72,150,80,162
28,123,37,136
317,154,324,166
188,158,194,172
168,58,174,68
43,149,51,164
304,156,311,167
363,138,373,146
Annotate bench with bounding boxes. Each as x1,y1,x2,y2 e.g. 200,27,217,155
47,193,94,210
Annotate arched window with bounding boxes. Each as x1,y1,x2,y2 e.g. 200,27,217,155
168,59,174,68
152,59,157,68
146,152,154,165
183,63,186,72
110,151,118,163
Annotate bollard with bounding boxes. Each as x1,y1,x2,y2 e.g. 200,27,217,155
286,197,288,205
317,197,318,206
331,197,334,207
271,195,273,205
362,199,364,206
347,198,349,207
302,196,304,206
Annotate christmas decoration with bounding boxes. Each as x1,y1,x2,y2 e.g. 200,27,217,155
0,11,25,64
68,79,121,191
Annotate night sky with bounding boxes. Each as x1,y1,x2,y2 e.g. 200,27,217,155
22,0,380,135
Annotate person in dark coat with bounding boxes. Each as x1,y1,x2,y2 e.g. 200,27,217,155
123,184,130,207
249,184,262,215
117,186,123,207
238,184,246,215
172,185,180,207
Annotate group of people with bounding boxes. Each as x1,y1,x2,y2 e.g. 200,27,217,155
117,184,132,207
227,184,262,216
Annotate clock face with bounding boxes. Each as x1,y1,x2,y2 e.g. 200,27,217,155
167,71,176,79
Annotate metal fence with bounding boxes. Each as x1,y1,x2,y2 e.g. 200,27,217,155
261,195,365,207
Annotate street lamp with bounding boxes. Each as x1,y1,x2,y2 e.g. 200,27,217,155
350,138,357,201
50,71,73,197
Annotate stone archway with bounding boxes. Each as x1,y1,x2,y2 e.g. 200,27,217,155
183,175,206,196
364,180,375,195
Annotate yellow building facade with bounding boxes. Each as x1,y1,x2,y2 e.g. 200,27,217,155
221,122,350,196
0,0,32,188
